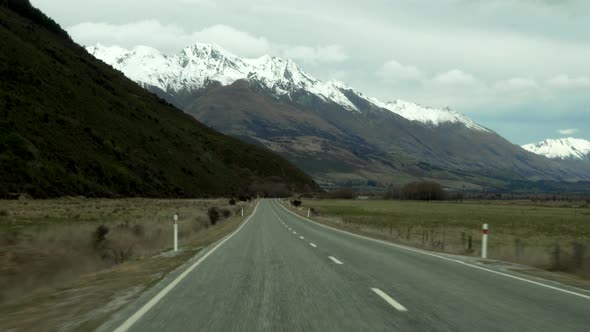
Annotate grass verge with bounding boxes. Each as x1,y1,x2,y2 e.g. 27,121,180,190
284,199,590,282
0,197,253,331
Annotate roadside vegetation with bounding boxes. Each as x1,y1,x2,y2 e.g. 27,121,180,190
0,197,254,331
0,2,318,199
288,198,590,280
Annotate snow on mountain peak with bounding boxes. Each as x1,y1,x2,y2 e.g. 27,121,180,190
87,42,488,130
383,100,486,131
522,137,590,160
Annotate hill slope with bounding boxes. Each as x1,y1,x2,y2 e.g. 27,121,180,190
87,43,590,189
188,81,588,188
0,1,318,198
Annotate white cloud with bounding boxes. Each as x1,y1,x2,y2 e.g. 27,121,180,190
546,75,590,89
190,25,271,57
557,128,579,135
67,20,271,57
177,0,215,5
67,20,350,64
494,78,538,92
378,59,423,81
430,69,480,86
281,45,348,64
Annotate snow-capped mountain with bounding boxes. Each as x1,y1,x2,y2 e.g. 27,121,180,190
84,42,590,187
522,138,590,160
86,43,488,131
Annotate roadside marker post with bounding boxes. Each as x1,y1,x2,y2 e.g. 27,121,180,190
241,207,244,217
173,214,178,252
307,208,310,218
481,223,488,259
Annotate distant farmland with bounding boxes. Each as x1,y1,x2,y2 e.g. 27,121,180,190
291,199,590,279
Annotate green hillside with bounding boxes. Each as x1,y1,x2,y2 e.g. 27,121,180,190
0,1,319,198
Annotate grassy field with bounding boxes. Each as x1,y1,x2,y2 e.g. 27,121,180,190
0,197,253,331
295,199,590,278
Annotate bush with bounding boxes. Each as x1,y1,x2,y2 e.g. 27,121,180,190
208,207,220,225
221,209,231,218
292,200,302,207
93,225,109,248
229,198,236,205
0,209,9,217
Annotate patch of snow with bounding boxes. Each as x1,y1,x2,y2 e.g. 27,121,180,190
522,138,590,160
87,43,492,130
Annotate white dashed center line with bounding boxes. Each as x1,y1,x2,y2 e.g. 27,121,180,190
328,256,343,265
299,236,304,240
371,288,408,312
309,243,317,248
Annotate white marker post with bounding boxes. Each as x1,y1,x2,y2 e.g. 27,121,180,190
307,208,310,218
241,207,244,217
173,214,178,252
481,223,488,259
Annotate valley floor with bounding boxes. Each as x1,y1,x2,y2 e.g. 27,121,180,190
287,199,590,284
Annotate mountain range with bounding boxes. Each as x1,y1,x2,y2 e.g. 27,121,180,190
87,43,590,191
0,1,318,198
523,138,590,161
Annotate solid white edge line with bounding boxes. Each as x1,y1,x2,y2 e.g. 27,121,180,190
113,202,261,332
310,243,317,248
329,256,343,265
274,200,590,301
371,288,408,312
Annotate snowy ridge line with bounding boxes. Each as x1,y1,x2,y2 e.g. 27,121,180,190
87,42,488,131
522,137,590,160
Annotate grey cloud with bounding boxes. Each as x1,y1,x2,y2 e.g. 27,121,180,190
30,0,590,143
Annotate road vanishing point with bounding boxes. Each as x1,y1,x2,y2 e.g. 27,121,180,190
106,200,590,332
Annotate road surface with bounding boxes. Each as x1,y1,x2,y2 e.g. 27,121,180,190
111,200,590,331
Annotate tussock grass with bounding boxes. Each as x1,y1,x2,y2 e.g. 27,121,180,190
0,197,246,304
297,199,590,278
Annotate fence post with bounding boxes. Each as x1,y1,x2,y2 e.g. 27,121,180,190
173,214,178,252
481,223,488,259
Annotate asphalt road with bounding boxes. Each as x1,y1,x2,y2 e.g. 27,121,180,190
113,200,590,331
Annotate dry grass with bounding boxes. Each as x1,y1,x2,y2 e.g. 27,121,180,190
0,197,252,331
290,199,590,279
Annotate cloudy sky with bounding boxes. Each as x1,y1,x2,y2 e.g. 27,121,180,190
31,0,589,144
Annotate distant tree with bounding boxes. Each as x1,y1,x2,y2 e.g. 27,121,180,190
401,181,445,201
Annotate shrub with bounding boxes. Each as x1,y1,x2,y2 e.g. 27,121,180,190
310,207,317,216
93,225,109,248
229,198,236,205
221,209,231,218
0,209,9,217
292,200,302,207
208,207,220,225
